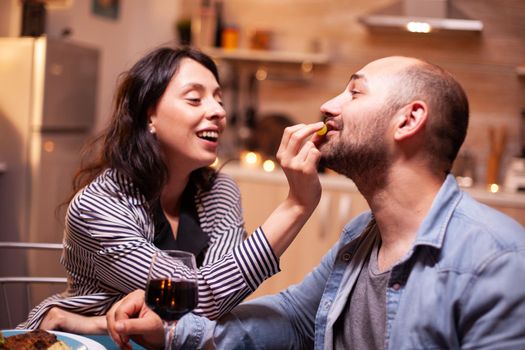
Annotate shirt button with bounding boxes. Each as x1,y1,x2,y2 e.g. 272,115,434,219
392,282,401,291
323,300,332,309
341,252,352,262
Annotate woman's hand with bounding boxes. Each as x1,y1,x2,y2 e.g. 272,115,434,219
106,289,164,350
277,122,324,214
39,307,107,334
261,122,324,256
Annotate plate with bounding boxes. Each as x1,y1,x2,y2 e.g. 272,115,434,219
1,329,106,350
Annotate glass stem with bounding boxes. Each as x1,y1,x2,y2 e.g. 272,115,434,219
164,321,176,350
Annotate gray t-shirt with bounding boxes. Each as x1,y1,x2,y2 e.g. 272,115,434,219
334,233,391,350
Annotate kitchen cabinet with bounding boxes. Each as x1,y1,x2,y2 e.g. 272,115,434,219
222,164,525,299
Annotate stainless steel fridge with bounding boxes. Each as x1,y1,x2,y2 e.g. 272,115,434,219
0,37,99,327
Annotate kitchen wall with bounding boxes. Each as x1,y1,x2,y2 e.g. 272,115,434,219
214,0,525,184
0,0,181,133
1,0,523,182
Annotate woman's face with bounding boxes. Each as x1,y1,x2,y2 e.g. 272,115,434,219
149,58,226,173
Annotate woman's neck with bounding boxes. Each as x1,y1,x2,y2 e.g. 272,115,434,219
160,171,190,217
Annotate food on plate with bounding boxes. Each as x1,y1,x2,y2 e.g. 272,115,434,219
316,123,328,136
0,329,71,350
47,341,71,350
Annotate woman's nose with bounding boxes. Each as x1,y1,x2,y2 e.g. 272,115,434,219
207,100,226,120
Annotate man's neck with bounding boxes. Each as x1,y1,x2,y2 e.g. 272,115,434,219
357,166,445,272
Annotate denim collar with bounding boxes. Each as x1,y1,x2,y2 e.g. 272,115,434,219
339,174,462,257
412,174,462,250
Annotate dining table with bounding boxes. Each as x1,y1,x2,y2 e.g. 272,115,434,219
84,334,146,349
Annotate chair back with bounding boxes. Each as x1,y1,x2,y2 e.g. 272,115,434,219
0,242,67,329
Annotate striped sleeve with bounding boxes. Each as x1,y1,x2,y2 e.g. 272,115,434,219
232,227,280,291
18,171,281,328
68,175,279,320
192,227,280,319
190,174,281,319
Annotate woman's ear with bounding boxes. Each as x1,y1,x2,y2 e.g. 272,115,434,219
148,107,157,134
393,101,428,141
148,121,156,134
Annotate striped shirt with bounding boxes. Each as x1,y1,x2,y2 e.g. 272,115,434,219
19,169,280,329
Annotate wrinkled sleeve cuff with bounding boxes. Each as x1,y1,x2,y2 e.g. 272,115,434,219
173,312,207,349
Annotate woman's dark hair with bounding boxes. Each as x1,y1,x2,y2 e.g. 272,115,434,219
70,46,220,210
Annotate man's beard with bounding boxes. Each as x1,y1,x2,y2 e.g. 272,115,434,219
320,122,391,190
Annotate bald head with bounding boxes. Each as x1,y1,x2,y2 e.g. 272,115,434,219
364,56,470,172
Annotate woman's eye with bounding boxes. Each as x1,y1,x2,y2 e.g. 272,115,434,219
186,98,201,105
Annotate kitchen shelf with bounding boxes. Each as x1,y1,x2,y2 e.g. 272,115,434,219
202,47,330,65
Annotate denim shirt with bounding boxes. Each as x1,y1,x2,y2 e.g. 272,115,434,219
174,175,525,349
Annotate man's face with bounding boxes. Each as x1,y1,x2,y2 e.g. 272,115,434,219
319,57,413,182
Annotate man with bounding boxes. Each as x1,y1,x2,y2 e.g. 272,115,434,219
107,56,525,349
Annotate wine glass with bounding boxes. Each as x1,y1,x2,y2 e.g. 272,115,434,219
145,250,198,350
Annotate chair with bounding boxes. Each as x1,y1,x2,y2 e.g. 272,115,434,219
0,242,67,329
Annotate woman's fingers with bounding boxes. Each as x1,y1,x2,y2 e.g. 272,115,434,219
278,124,305,149
275,123,324,213
277,122,324,165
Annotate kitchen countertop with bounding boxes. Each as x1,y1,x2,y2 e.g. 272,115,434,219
222,163,525,209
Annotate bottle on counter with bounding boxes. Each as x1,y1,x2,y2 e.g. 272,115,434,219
222,25,239,50
191,0,216,48
214,0,224,48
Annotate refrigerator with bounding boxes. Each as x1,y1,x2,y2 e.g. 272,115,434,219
0,37,99,327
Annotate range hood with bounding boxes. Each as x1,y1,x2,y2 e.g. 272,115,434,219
358,0,483,33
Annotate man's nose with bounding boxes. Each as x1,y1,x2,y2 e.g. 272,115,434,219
320,96,342,119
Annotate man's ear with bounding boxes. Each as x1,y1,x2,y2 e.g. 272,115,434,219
393,101,428,141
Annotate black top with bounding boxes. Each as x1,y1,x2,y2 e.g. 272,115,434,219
153,185,209,267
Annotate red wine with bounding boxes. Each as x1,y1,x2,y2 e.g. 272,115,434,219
145,279,198,321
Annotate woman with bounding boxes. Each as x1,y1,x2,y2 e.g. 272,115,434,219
19,46,323,332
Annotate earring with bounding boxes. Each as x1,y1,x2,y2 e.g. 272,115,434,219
149,124,155,134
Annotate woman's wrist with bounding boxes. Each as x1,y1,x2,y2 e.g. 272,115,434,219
262,197,316,257
94,315,108,333
284,194,318,218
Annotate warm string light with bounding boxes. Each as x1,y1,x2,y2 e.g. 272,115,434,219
244,152,259,165
262,159,276,172
406,21,432,33
488,183,500,193
240,151,276,172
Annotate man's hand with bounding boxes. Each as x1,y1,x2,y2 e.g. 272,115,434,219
106,289,165,350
